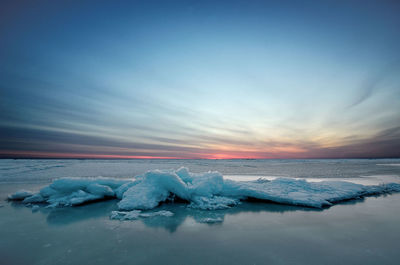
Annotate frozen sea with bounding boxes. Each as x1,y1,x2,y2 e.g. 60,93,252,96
1,159,400,265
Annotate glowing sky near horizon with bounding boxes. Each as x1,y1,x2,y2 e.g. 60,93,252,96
1,0,400,159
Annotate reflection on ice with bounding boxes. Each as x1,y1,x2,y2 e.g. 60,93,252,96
8,199,324,232
8,191,385,233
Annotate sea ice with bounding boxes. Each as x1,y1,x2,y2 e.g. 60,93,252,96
197,217,224,223
31,205,40,212
110,210,174,220
8,167,400,216
139,210,174,218
110,210,141,220
8,190,33,200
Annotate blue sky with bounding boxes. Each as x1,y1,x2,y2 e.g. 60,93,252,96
1,0,400,158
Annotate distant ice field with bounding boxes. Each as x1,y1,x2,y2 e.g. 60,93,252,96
1,158,400,184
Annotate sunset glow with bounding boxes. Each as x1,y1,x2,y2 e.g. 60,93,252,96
1,0,399,159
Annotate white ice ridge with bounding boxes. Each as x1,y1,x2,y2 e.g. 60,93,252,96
7,167,400,210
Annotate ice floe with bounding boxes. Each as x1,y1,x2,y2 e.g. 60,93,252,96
197,217,224,223
7,167,400,218
110,210,174,220
31,205,40,212
8,190,34,200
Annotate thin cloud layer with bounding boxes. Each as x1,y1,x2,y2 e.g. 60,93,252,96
1,0,400,159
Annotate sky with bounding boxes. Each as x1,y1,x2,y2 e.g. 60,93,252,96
1,0,400,159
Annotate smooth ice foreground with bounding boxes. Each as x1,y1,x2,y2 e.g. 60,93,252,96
8,167,400,216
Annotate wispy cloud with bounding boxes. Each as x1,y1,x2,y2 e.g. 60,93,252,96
1,0,400,158
347,61,400,109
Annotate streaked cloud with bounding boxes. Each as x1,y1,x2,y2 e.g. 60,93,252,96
1,0,400,159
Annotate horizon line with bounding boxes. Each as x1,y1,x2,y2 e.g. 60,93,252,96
1,156,399,160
